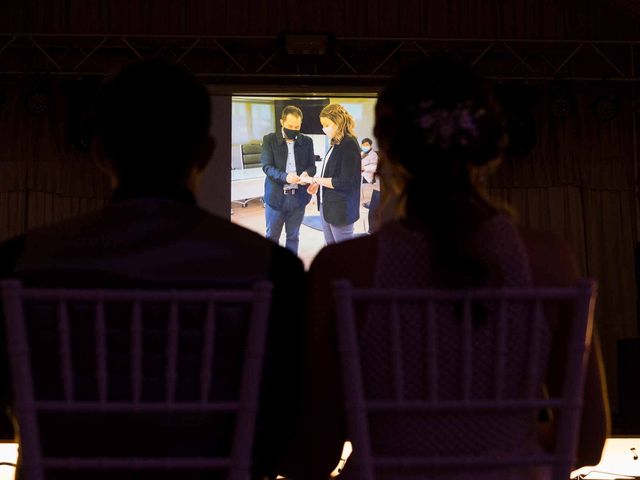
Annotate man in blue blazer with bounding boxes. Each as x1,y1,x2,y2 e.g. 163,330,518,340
261,106,317,254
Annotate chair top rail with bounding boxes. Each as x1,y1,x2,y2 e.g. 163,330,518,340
373,453,559,468
365,399,568,412
344,284,595,302
34,401,242,413
43,457,230,469
0,279,271,301
14,289,259,302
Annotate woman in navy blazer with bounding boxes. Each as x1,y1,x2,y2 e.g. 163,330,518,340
301,104,361,244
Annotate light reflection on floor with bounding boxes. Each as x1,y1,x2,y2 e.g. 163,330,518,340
1,437,634,480
572,438,640,479
0,444,17,480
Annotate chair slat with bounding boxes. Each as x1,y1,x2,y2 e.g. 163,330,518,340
200,301,216,403
165,300,179,403
58,300,74,403
95,300,108,402
425,300,437,401
525,300,544,399
494,299,507,400
131,300,143,404
461,299,472,401
389,300,403,401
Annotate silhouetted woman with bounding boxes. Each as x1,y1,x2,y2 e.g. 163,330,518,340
294,56,609,480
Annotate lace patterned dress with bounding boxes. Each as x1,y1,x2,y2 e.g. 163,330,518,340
354,215,552,480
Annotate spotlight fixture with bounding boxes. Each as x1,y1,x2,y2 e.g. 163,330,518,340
592,94,619,122
548,80,575,119
23,76,51,115
549,97,572,118
280,33,333,55
25,92,49,115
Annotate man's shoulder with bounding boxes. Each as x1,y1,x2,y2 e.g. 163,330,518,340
263,132,279,144
297,133,314,145
201,214,304,280
4,204,303,286
199,210,272,245
197,210,301,261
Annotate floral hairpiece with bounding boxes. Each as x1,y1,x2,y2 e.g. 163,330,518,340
416,101,486,149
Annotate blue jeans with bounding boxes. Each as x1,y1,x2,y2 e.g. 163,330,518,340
265,196,306,254
320,204,354,245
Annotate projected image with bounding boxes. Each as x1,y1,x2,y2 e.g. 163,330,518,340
230,96,378,267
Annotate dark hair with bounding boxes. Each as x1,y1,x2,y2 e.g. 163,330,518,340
95,60,211,186
375,55,507,287
281,105,303,120
361,138,373,145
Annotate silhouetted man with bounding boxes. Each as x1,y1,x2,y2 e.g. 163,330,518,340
0,60,304,479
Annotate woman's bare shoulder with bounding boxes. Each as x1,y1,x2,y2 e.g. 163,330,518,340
517,225,580,287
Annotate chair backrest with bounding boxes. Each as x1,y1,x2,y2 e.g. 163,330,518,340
241,143,262,169
333,280,597,480
1,279,272,480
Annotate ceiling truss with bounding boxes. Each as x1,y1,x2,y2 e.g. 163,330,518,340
0,34,638,84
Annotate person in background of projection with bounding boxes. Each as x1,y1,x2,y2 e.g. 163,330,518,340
300,104,361,245
261,105,316,255
360,137,378,184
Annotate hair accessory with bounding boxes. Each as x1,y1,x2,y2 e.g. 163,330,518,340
417,101,485,148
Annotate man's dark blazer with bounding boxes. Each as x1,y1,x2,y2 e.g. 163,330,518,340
318,134,361,226
261,130,316,210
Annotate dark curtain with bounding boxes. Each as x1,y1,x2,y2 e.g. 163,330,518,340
1,0,638,39
0,78,111,241
1,0,639,412
489,85,638,409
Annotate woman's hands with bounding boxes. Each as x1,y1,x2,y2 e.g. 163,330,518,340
299,171,320,194
299,171,313,184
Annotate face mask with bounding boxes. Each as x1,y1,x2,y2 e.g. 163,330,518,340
362,146,371,153
322,125,335,138
283,128,300,140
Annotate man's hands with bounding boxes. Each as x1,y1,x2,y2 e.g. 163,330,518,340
299,171,313,184
286,173,301,184
298,171,319,194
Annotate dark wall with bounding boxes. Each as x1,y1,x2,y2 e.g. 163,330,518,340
273,99,330,135
197,95,232,219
